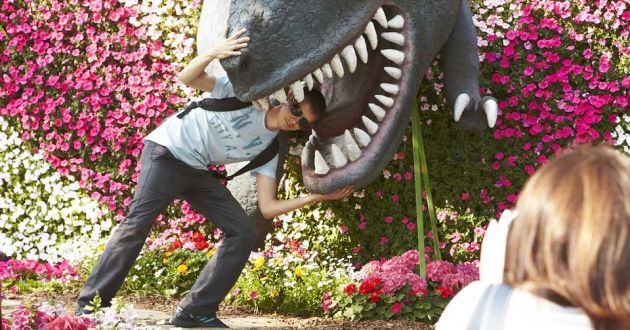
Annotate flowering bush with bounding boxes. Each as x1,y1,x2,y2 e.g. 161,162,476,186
2,302,96,330
225,240,355,316
0,259,80,296
325,250,478,322
1,299,158,329
0,0,194,223
615,113,630,153
0,117,113,262
120,241,216,297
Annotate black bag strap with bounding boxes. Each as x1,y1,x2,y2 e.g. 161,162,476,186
177,97,252,119
212,135,280,181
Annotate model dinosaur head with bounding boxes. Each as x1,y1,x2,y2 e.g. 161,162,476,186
200,0,498,194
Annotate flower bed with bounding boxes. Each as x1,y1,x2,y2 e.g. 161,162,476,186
324,251,478,321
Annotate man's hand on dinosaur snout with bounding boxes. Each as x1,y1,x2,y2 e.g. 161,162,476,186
208,28,249,60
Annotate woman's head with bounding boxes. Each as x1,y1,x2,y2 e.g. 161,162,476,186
505,145,630,328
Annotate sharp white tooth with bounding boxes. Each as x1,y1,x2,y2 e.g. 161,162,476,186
388,15,404,29
330,144,348,167
484,98,498,128
304,74,314,91
331,54,345,78
353,128,371,147
381,49,405,65
322,64,333,78
273,88,287,103
381,32,405,46
380,83,399,95
373,8,388,28
252,100,262,111
354,36,369,64
341,46,357,73
368,103,386,121
364,22,378,50
302,140,312,164
375,94,394,108
384,66,402,80
258,97,270,111
314,150,330,175
362,116,379,135
454,93,471,122
344,130,362,161
290,81,304,102
313,69,325,84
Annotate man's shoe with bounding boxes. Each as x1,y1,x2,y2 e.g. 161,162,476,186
75,306,93,316
171,306,229,328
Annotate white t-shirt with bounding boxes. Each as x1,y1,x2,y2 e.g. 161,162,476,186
145,76,278,178
436,281,592,330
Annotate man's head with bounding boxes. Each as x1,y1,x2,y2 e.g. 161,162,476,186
275,88,326,131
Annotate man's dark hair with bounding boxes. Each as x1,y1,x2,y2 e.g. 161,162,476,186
302,88,326,122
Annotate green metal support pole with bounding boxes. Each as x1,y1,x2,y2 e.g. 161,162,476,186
418,116,442,261
411,101,427,277
411,100,442,278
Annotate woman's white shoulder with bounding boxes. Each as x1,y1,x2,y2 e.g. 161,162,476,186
435,281,494,330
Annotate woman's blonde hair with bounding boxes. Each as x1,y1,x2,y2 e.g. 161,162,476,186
505,145,630,329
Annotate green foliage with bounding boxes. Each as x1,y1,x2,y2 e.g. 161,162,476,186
119,248,215,297
226,265,340,316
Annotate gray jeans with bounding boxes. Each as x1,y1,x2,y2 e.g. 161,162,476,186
77,141,256,315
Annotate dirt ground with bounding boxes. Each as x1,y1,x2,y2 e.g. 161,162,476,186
4,290,433,329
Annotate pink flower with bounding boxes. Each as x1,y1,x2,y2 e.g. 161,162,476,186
339,225,348,234
391,302,403,314
524,66,534,76
249,291,258,299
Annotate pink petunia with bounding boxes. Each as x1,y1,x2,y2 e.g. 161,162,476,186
391,302,403,314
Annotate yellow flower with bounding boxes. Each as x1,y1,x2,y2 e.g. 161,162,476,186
206,248,215,257
165,252,172,257
294,267,305,278
177,264,188,274
97,245,105,252
163,258,169,264
252,257,265,271
269,290,279,298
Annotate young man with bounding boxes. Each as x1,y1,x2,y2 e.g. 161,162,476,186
76,29,352,327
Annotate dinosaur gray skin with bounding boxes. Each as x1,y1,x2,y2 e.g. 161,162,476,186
218,0,498,194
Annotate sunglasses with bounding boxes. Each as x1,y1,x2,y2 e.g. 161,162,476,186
289,100,312,130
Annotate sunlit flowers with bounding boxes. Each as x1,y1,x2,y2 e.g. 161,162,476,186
176,264,188,274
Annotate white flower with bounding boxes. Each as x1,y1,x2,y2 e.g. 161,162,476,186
0,117,113,262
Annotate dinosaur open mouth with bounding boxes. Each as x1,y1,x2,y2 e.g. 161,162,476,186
249,6,410,190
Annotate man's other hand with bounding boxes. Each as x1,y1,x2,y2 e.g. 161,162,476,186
208,28,249,60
